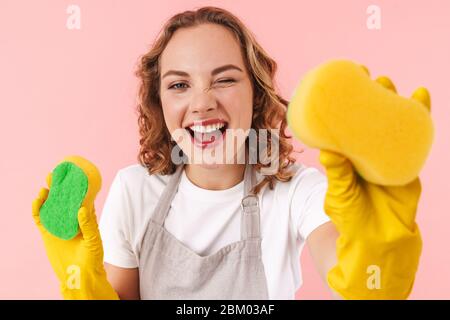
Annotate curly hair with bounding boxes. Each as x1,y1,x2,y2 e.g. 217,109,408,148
135,6,297,194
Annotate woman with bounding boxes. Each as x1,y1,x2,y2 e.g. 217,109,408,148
99,6,338,299
33,6,422,300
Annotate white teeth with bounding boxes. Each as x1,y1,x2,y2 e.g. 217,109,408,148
189,122,225,133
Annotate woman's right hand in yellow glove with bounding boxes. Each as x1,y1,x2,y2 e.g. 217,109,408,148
32,186,119,300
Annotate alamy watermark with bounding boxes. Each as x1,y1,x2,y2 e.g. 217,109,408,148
66,5,81,30
66,264,81,290
366,5,381,30
170,128,281,176
366,264,381,290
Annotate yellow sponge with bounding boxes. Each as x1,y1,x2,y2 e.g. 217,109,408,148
287,60,434,186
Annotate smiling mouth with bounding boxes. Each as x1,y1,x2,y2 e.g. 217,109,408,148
184,119,228,148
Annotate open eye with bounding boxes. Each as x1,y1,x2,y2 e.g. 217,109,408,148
168,82,189,90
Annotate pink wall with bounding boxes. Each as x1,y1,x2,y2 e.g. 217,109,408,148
1,0,448,299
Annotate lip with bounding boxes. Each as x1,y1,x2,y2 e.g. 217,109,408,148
184,118,228,128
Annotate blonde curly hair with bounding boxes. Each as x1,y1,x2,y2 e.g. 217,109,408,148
135,6,297,194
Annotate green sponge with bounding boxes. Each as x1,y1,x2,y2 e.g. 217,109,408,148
40,162,88,240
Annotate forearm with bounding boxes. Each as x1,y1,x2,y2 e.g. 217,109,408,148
104,263,140,300
306,221,342,299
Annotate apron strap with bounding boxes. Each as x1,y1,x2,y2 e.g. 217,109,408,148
241,164,261,240
150,164,184,226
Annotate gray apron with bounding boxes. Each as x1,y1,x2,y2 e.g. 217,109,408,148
138,164,269,299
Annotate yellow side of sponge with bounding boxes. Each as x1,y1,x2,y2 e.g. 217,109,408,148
46,155,102,213
62,156,101,213
287,60,434,186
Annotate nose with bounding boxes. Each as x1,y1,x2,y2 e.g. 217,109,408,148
189,87,217,114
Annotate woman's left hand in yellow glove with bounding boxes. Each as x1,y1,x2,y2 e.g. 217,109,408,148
32,187,119,300
320,149,423,299
320,77,428,300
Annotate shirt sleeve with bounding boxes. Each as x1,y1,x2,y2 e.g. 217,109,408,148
99,170,138,268
290,167,331,241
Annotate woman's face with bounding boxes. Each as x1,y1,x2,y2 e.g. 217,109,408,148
159,23,253,166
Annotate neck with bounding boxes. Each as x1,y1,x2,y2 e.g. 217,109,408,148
184,163,246,190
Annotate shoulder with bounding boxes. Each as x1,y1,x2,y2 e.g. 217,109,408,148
114,164,171,195
289,162,327,194
257,162,327,198
105,164,173,221
116,163,168,183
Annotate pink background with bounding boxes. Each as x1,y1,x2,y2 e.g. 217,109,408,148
1,0,449,299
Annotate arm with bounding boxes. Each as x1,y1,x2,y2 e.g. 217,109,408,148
289,62,428,299
306,221,342,299
104,263,140,300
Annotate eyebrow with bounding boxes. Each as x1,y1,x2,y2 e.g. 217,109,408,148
162,64,243,80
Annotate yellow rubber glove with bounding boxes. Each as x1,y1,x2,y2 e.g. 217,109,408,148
32,157,119,300
321,78,427,299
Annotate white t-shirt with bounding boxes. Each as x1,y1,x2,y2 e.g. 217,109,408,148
99,163,331,299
